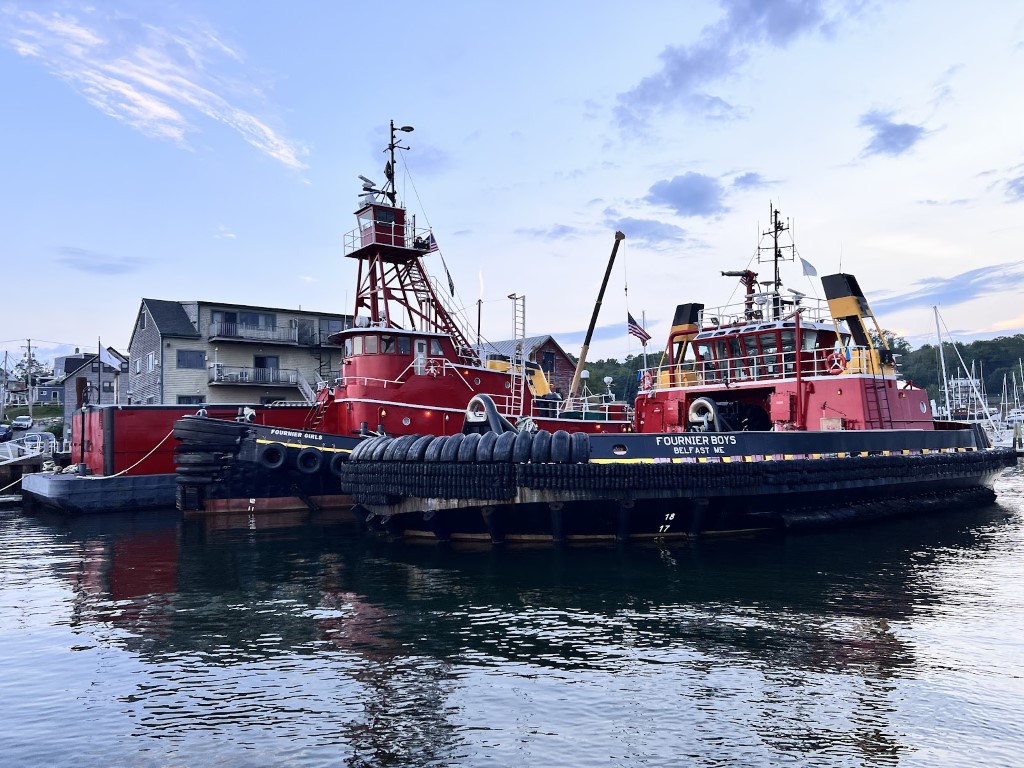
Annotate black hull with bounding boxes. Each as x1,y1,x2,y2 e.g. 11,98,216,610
172,416,360,513
342,430,1017,544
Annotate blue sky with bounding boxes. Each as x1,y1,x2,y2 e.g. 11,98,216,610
2,0,1023,370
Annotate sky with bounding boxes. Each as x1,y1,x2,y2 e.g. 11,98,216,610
2,0,1023,372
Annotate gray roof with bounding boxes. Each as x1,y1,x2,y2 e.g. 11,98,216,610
478,335,563,360
143,299,200,338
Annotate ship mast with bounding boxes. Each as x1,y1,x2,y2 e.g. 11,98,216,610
757,204,794,320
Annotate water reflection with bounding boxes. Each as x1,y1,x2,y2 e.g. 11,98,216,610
12,474,1021,767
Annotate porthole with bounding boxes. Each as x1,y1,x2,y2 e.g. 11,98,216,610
402,417,411,426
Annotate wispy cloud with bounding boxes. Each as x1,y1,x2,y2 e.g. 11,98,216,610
55,246,147,275
214,225,236,239
872,261,1024,313
646,172,728,217
858,110,928,158
732,171,770,189
515,224,583,240
615,0,852,131
604,215,692,249
2,6,307,169
1006,176,1024,202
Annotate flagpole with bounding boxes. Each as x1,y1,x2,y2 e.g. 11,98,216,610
642,311,648,372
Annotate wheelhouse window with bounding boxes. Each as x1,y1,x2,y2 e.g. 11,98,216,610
380,334,396,354
396,336,411,355
429,339,443,356
364,335,378,354
352,336,363,355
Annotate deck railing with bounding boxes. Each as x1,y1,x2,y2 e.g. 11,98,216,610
209,365,299,386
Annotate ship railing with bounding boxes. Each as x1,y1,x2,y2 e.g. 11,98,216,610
698,295,832,329
638,344,885,390
342,222,434,255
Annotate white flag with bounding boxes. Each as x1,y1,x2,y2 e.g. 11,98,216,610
98,341,122,371
800,256,818,277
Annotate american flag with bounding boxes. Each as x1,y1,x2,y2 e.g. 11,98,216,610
627,312,651,344
427,233,439,252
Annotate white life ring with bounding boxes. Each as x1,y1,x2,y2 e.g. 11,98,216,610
641,371,653,390
827,351,847,374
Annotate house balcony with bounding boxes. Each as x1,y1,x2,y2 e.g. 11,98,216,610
209,365,299,387
209,321,299,345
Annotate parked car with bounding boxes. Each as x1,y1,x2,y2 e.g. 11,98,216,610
0,424,12,442
24,432,56,452
11,415,33,429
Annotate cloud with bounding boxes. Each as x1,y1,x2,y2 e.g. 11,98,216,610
646,172,728,217
515,224,583,240
858,110,927,158
732,171,770,189
871,261,1024,314
918,198,971,207
604,216,692,249
1007,176,1024,202
55,246,148,275
214,225,236,239
615,0,849,131
2,7,307,169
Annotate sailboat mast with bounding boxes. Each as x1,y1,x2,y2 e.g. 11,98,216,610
935,306,951,419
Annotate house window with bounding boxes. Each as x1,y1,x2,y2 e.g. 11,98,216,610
541,351,555,374
239,311,276,329
120,362,129,373
91,362,99,372
177,350,206,369
147,352,155,372
145,396,154,404
102,381,114,392
139,311,147,330
177,395,205,405
135,359,141,374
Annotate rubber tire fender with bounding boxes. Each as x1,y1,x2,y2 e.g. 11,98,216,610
257,442,287,470
550,430,571,463
407,434,435,462
458,432,482,462
569,431,590,464
296,447,323,474
440,433,465,462
530,430,552,464
370,438,392,461
424,435,450,462
384,434,419,461
476,431,499,462
329,451,347,477
350,435,383,461
512,430,533,463
493,430,517,462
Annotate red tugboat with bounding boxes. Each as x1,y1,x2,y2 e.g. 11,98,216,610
173,122,631,513
341,207,1016,544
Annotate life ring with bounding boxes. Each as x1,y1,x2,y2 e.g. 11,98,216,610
827,352,847,374
641,371,653,390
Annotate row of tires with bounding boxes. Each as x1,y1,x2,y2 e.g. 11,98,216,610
173,416,248,450
348,430,591,465
255,442,348,477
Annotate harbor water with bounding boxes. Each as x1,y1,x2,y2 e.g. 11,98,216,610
2,467,1024,767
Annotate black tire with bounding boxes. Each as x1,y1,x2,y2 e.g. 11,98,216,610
257,442,287,470
550,430,571,463
407,434,434,462
458,433,482,462
176,475,215,485
296,447,323,474
569,431,590,464
173,440,241,454
492,431,516,462
512,430,533,463
425,436,449,462
531,430,551,463
440,433,465,462
370,438,392,461
329,451,347,477
350,435,383,462
384,434,419,461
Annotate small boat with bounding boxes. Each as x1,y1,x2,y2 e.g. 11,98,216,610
341,207,1017,544
173,123,631,513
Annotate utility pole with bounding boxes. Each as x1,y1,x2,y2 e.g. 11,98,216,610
0,350,7,422
27,339,33,421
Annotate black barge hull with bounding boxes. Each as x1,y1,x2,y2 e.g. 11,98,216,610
342,429,1017,544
